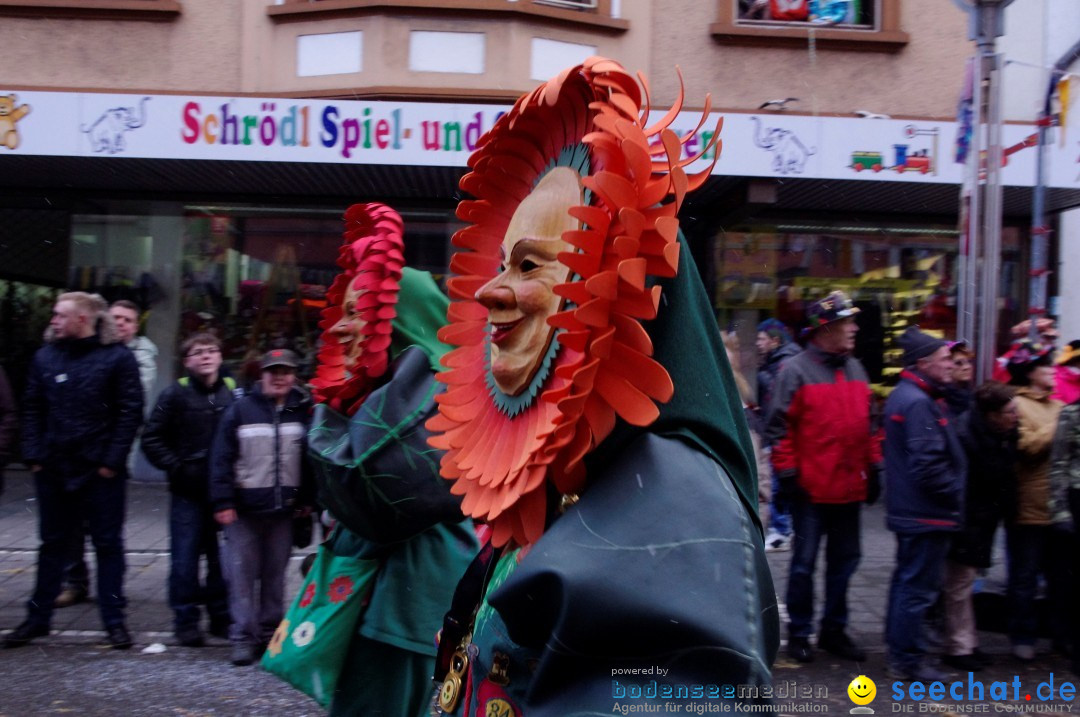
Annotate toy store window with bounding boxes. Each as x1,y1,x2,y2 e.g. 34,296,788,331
711,0,909,52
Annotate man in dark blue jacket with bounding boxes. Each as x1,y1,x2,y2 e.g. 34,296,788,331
4,292,143,649
210,348,313,666
883,327,967,681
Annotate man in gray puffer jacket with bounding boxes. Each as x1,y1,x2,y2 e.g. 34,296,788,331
210,348,313,666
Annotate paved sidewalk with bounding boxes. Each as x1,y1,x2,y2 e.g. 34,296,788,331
765,502,1078,712
0,469,313,644
3,467,1079,714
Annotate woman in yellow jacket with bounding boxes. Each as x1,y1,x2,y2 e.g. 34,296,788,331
1006,340,1068,661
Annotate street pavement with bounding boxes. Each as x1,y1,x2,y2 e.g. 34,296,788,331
765,503,1079,714
0,469,320,716
1,468,1078,715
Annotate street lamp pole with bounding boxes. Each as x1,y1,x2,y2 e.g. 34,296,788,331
954,0,1012,383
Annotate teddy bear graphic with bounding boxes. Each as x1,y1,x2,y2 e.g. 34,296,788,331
0,94,32,150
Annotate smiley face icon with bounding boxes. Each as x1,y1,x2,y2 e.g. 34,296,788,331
848,675,877,706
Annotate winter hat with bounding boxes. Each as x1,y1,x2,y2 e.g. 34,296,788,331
260,348,299,370
757,318,791,344
802,291,859,338
899,326,947,366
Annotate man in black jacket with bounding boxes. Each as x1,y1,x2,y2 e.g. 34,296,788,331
4,292,143,649
883,327,966,681
143,333,240,647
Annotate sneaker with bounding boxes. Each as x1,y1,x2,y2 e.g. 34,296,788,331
788,636,814,663
54,587,89,608
972,648,993,666
2,621,50,649
764,531,790,552
1013,644,1036,662
818,629,866,662
176,625,205,647
231,642,256,666
942,653,983,672
105,623,133,650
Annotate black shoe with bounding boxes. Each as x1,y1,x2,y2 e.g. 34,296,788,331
105,624,133,650
788,636,814,663
209,617,231,640
231,642,255,666
818,629,866,662
972,648,993,666
942,653,984,672
3,621,50,649
176,625,205,647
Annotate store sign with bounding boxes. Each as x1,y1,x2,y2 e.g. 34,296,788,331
0,89,1077,189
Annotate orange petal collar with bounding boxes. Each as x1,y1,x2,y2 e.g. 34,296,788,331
427,57,721,548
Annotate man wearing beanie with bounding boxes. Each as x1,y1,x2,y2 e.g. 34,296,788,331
883,326,966,681
766,291,881,663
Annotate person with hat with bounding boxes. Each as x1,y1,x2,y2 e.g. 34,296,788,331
1052,339,1080,405
210,347,314,666
882,327,967,680
765,290,881,663
1004,339,1068,661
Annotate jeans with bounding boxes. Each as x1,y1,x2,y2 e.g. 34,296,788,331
1006,524,1070,646
786,499,861,638
222,513,293,646
28,471,127,628
885,532,950,671
768,472,792,536
169,494,229,631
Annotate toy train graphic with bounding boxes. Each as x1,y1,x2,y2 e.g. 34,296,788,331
851,144,932,174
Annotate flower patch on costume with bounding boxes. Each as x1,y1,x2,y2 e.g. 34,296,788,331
267,618,289,658
327,575,354,604
291,620,316,648
427,57,721,548
299,582,317,608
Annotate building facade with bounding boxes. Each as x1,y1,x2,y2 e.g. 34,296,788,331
2,1,1078,474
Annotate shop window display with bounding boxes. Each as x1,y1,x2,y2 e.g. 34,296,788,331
737,0,876,27
714,227,1024,391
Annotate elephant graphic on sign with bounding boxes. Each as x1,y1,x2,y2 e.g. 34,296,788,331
752,116,816,175
81,96,150,154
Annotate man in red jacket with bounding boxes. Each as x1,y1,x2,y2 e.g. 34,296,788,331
765,291,882,663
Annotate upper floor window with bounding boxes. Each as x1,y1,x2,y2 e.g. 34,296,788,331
737,0,875,30
712,0,907,52
269,1,628,33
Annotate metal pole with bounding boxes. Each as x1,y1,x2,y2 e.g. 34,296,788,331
978,47,1004,382
954,0,1012,384
957,58,983,350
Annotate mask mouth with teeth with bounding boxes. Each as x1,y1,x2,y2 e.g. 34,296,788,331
426,57,722,549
